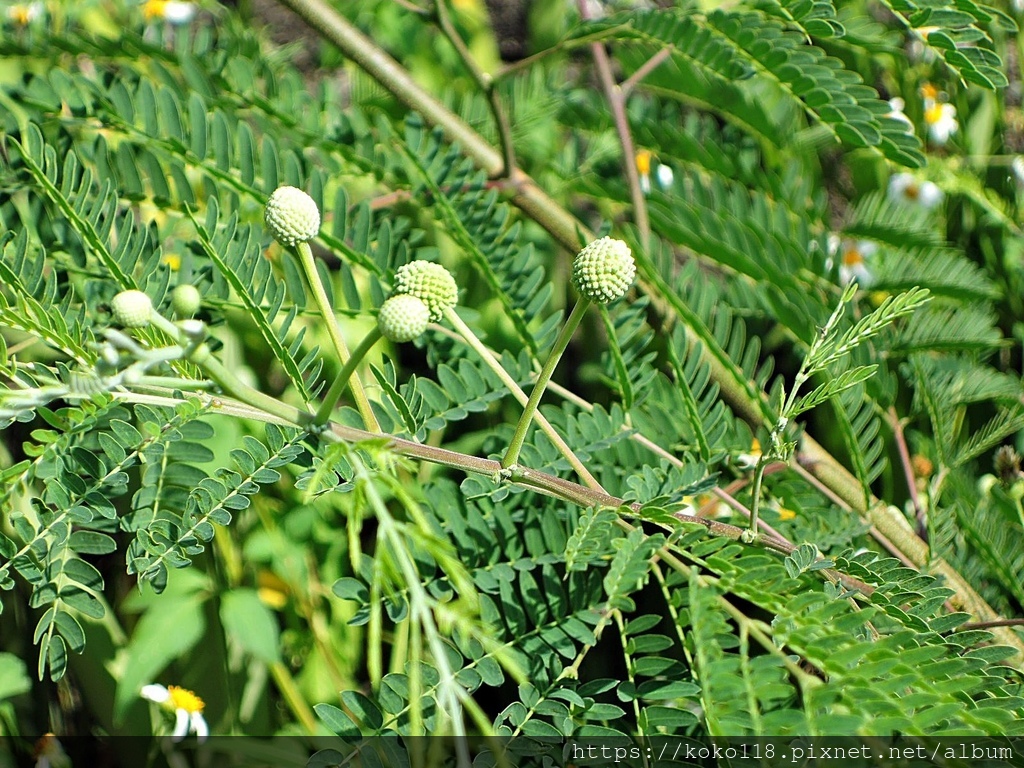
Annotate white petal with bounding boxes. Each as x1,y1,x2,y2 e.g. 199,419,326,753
163,1,195,24
918,181,943,209
656,164,674,188
639,173,651,194
192,711,209,743
1012,157,1024,186
887,173,913,201
141,684,170,703
172,708,190,741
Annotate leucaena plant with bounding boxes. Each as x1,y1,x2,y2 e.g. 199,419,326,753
3,0,1024,753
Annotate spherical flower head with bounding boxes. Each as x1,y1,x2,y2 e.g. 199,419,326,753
378,294,430,342
111,290,153,328
393,261,458,321
572,237,635,303
171,284,202,318
264,186,320,247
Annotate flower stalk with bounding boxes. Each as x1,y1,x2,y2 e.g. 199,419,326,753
294,240,381,432
502,236,636,470
442,306,602,490
501,297,590,470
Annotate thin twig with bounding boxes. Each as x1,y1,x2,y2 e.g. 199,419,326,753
392,0,429,14
889,406,926,539
621,48,671,97
495,26,629,80
576,0,650,251
962,619,1024,630
433,0,516,177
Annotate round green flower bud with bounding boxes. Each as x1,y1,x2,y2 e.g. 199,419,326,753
171,284,202,318
572,237,635,304
264,186,320,247
393,261,458,321
377,294,430,342
110,290,153,328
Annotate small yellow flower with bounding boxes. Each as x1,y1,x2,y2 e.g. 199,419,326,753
776,507,797,521
257,570,289,609
161,253,182,271
919,82,940,103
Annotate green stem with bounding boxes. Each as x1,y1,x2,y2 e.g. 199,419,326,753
295,242,381,432
501,297,590,470
314,327,383,426
443,307,602,490
269,661,319,734
747,455,768,537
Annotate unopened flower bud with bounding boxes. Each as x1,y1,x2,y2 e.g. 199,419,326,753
171,284,202,318
393,261,458,321
264,186,320,247
111,290,153,328
377,294,430,342
572,237,635,303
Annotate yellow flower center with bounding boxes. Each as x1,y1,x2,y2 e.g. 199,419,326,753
143,0,168,20
161,253,182,271
903,183,919,200
924,103,945,125
10,5,32,24
911,454,933,479
167,685,204,713
635,150,652,176
842,248,863,267
919,83,939,102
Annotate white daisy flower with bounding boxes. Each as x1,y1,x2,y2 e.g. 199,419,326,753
837,240,877,287
925,102,957,145
6,2,43,25
143,0,196,25
141,683,209,742
887,173,943,210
